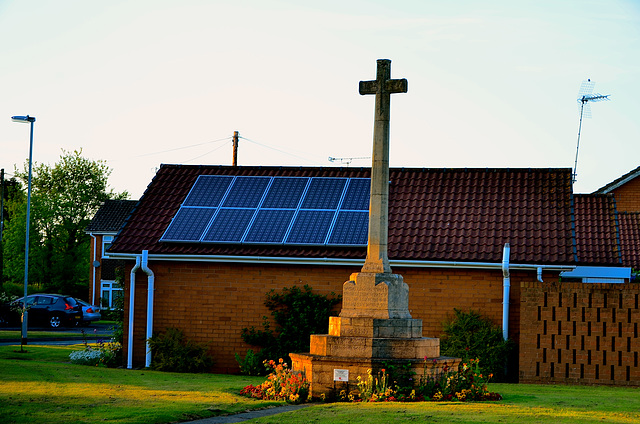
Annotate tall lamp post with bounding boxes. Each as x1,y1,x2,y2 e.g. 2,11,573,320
11,115,35,348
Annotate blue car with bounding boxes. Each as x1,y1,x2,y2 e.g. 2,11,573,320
76,299,102,325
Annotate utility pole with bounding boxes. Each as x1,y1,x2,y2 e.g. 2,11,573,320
232,131,239,167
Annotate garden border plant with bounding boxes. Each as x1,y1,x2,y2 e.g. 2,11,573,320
440,308,513,381
69,328,122,367
147,327,214,373
237,284,341,375
241,356,502,403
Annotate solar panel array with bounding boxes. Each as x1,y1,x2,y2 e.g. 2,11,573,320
161,175,370,246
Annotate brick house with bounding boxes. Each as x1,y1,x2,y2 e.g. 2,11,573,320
85,199,138,308
520,168,640,386
104,164,632,378
594,166,640,269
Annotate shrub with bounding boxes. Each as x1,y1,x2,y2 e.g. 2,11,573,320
239,285,341,370
240,358,309,404
147,328,213,373
439,309,513,381
235,349,265,376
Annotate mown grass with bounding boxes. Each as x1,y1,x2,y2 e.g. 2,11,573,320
0,330,81,339
1,344,639,424
0,321,116,340
0,344,280,423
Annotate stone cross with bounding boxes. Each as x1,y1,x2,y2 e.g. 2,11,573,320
359,59,407,274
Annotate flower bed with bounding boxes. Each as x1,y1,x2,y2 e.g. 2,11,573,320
240,359,310,404
241,357,502,404
69,337,122,368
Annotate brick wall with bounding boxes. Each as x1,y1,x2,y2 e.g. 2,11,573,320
520,281,640,385
609,178,640,212
123,261,547,373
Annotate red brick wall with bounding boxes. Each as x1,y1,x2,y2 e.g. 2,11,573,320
520,281,640,386
123,261,548,373
609,178,640,212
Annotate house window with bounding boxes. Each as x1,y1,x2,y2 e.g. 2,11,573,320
101,281,123,309
102,236,114,258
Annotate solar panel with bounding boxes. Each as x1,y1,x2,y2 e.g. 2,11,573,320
244,209,295,243
183,175,233,207
161,175,371,246
301,178,347,210
222,176,271,208
202,209,254,242
262,177,308,209
328,211,369,245
162,208,216,241
286,210,335,244
341,178,370,210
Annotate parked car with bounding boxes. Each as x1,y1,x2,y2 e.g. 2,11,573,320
76,299,101,325
4,294,83,329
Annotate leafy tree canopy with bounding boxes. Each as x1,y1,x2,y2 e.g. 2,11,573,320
2,149,128,297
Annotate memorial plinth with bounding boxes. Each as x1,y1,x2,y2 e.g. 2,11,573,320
291,270,457,397
290,59,459,397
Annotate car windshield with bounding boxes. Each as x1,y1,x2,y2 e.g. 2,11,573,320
64,297,78,306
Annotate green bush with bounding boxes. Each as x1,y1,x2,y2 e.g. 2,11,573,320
439,309,512,381
147,328,214,373
235,349,265,376
239,285,341,373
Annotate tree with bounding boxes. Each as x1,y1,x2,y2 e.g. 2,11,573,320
3,150,128,297
0,176,22,290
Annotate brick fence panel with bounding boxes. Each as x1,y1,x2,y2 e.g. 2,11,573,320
520,281,640,386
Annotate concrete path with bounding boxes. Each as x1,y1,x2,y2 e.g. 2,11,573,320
184,404,311,424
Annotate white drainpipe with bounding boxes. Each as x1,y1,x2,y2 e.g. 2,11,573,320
127,255,141,369
140,250,155,368
537,267,543,282
502,243,510,341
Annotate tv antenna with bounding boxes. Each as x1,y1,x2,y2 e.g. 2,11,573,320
328,156,370,166
573,79,610,183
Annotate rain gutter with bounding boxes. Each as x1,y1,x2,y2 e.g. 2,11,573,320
108,252,575,272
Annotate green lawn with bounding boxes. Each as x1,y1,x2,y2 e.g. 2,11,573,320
1,344,639,424
0,321,116,340
0,330,81,339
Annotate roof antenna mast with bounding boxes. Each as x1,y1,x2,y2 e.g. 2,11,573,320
328,156,370,166
573,79,610,183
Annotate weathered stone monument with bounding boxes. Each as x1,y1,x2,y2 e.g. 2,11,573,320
291,59,458,397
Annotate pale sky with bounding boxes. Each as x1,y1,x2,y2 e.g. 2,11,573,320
1,0,639,200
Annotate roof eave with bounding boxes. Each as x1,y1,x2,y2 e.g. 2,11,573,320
106,252,575,272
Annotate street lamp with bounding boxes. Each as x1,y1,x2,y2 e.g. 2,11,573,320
11,115,35,349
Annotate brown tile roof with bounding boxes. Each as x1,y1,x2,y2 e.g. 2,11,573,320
85,199,138,233
572,194,621,265
109,165,579,265
617,212,640,268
